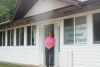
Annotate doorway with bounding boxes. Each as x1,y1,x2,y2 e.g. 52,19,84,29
41,23,60,67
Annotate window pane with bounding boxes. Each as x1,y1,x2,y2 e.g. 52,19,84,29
3,31,5,46
93,13,100,44
75,16,87,44
64,18,74,44
0,32,2,46
20,28,24,46
11,29,14,46
7,30,10,46
27,26,32,45
32,26,36,45
16,29,19,46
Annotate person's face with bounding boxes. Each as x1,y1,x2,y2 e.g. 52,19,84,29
47,32,52,37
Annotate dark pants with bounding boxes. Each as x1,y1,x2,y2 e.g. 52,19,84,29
45,47,54,67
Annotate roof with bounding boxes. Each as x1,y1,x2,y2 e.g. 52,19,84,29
0,0,100,29
12,0,88,22
12,0,38,21
1,0,99,25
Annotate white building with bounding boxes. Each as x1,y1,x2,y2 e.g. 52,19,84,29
0,0,100,67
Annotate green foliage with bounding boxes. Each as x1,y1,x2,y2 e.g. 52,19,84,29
0,0,19,23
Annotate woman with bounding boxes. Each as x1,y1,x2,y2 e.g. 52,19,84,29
45,32,55,67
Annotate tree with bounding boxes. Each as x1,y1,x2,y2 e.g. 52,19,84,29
0,0,19,23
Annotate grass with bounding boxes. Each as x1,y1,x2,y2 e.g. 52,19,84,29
0,63,25,67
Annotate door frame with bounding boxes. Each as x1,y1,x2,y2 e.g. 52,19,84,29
39,20,61,67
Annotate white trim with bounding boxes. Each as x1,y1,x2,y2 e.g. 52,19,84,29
74,17,75,45
31,26,32,45
5,30,7,46
87,15,93,45
24,26,27,46
14,28,16,46
1,9,100,32
39,21,61,67
2,32,3,46
0,21,10,25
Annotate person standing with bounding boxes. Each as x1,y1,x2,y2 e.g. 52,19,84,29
45,32,55,67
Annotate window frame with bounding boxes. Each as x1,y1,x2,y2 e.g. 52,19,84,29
16,27,24,46
27,25,36,46
64,16,87,45
7,29,14,46
93,13,100,44
0,31,5,46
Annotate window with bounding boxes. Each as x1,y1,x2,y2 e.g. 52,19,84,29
64,18,74,44
75,16,87,44
0,31,5,46
7,29,14,46
0,32,2,46
16,27,24,46
93,13,100,44
16,28,19,45
64,16,87,45
2,31,5,46
27,26,31,45
11,29,14,45
27,26,36,46
7,30,10,46
32,26,36,45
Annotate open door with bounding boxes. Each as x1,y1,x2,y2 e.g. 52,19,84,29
39,22,60,67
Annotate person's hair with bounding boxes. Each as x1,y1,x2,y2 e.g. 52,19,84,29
47,31,54,37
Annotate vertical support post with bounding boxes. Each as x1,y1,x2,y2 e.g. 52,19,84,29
24,26,27,46
87,15,93,45
5,30,7,46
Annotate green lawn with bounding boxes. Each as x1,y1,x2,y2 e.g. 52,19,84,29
0,63,25,67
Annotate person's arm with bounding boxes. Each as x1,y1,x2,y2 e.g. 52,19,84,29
45,38,51,49
50,38,55,48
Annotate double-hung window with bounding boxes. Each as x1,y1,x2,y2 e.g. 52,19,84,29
7,29,14,46
27,26,36,46
93,13,100,44
0,31,5,46
16,27,24,46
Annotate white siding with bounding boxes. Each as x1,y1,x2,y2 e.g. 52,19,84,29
59,46,100,67
73,51,100,67
59,49,68,67
25,0,70,17
0,46,40,65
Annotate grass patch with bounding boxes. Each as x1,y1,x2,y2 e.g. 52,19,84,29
0,63,25,67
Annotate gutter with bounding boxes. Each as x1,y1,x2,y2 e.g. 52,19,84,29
0,21,10,26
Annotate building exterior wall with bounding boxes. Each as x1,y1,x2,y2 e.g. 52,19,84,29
0,46,40,65
0,1,100,67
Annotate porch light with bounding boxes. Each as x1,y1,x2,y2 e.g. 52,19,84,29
77,0,88,2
